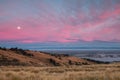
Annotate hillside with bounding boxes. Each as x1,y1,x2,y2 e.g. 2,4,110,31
0,47,96,66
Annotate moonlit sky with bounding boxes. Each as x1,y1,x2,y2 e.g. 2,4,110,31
0,0,120,49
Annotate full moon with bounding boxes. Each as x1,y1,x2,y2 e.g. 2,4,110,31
17,26,21,30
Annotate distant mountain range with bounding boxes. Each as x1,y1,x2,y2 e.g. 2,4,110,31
0,40,120,50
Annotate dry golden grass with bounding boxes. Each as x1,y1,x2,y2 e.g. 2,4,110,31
0,63,120,80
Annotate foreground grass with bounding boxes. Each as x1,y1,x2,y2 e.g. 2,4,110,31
0,63,120,80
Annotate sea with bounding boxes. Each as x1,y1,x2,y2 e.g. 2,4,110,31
28,47,120,63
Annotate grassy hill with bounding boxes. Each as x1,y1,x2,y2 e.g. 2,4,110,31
0,47,96,66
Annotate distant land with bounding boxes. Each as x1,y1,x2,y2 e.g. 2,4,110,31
0,41,120,51
0,47,101,66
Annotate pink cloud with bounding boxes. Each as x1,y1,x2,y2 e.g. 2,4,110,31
99,5,120,19
0,2,120,43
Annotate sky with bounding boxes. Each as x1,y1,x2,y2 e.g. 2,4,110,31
0,0,120,47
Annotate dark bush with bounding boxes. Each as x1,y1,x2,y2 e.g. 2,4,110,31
10,47,33,57
68,60,73,65
83,58,110,64
50,54,69,57
48,58,60,66
0,47,7,50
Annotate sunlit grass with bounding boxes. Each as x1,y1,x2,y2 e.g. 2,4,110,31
0,63,120,80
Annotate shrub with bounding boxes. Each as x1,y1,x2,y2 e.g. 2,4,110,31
10,47,33,57
48,58,61,66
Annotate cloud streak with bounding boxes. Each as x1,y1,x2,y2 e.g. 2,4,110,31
0,0,120,43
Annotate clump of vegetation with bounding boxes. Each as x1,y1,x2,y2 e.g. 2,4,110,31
10,47,33,57
50,54,69,57
48,58,61,66
0,47,33,57
39,51,70,58
83,58,110,64
0,55,21,66
0,47,7,50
